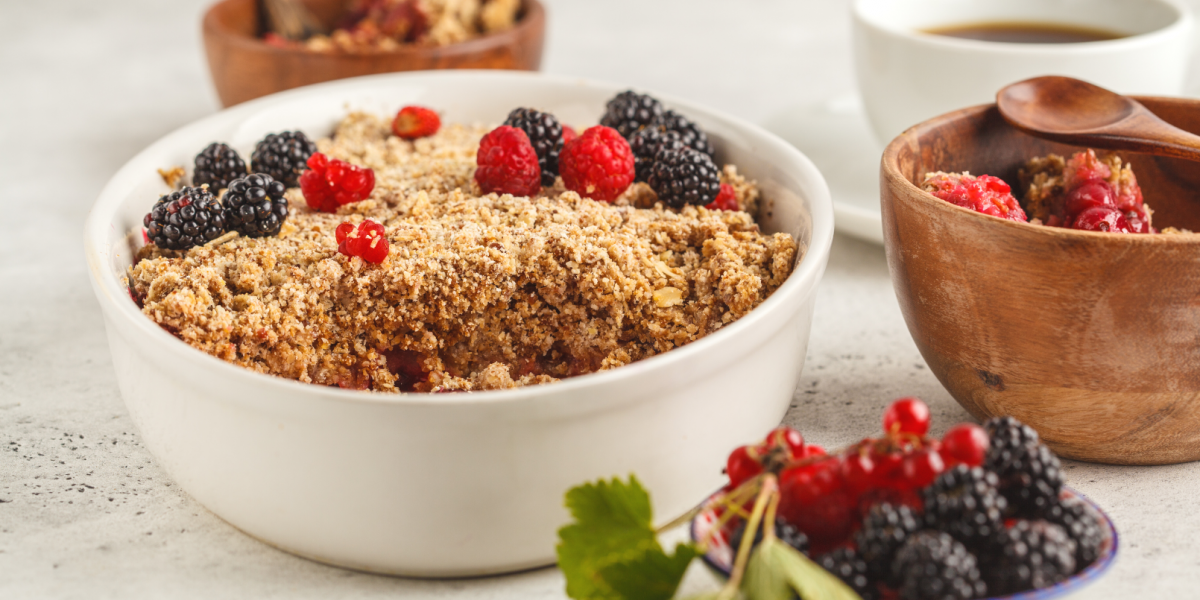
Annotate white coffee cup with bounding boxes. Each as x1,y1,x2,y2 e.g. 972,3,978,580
853,0,1194,144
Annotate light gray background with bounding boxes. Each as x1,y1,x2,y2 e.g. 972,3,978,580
3,0,1200,597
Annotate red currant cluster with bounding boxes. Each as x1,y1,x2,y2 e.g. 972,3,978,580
724,397,987,553
1056,149,1150,233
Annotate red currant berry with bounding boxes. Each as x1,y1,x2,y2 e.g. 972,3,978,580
940,423,989,467
705,183,739,211
839,452,875,496
335,222,355,244
392,105,441,139
300,152,376,213
902,449,944,488
799,444,826,459
765,426,805,459
1072,205,1133,233
883,397,931,436
726,446,762,489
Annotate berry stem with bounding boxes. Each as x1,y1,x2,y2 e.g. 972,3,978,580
720,475,778,600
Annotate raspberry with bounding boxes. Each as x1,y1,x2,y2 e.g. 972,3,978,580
474,125,542,197
193,142,247,190
504,107,564,186
223,174,290,238
923,172,1028,222
706,183,738,211
336,219,389,264
299,152,376,213
558,125,635,202
599,90,664,140
251,131,318,188
143,186,227,251
392,105,441,139
646,147,721,208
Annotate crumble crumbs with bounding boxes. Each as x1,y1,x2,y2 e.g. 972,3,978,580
129,113,799,393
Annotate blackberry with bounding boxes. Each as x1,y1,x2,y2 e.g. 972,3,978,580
193,142,247,190
600,91,664,140
727,519,809,556
143,186,227,251
891,531,987,600
250,131,317,188
657,109,715,158
646,147,722,208
629,128,686,183
983,520,1076,596
817,548,876,600
922,466,1008,549
1044,497,1103,569
223,174,289,238
855,503,921,585
985,417,1064,517
503,107,563,187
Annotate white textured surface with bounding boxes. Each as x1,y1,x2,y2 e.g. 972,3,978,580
3,0,1200,597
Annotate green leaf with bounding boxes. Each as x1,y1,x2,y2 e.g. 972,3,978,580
600,542,698,600
748,538,862,600
742,540,799,600
556,476,699,600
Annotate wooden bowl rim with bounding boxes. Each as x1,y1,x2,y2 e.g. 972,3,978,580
880,97,1200,245
202,0,545,60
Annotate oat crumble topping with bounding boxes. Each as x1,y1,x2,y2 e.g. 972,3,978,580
129,113,800,392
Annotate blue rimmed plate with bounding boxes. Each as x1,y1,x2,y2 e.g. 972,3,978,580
690,486,1117,599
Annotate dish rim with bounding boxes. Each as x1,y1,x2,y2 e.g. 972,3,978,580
83,69,835,408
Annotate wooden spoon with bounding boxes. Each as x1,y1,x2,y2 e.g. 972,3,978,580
997,75,1200,162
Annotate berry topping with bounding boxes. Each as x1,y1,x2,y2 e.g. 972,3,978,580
251,131,318,188
656,109,715,158
223,174,289,238
299,153,376,213
392,105,441,139
558,125,636,202
706,183,739,211
503,107,564,187
599,90,665,140
474,125,542,197
982,520,1076,596
143,186,227,251
940,423,988,467
562,125,578,145
923,172,1028,222
336,219,389,264
882,397,931,436
646,146,721,208
193,142,247,191
891,531,987,600
1063,179,1116,217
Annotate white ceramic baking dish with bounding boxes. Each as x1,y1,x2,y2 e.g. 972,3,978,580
83,71,833,577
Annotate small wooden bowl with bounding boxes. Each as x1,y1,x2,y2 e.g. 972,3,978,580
202,0,545,107
881,97,1200,465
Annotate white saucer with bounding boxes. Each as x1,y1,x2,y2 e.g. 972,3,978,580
763,93,885,245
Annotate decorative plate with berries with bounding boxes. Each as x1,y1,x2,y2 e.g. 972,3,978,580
690,399,1118,600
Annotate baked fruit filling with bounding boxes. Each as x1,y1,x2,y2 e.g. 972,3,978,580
128,98,800,393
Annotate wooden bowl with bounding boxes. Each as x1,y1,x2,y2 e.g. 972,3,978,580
202,0,545,107
881,97,1200,465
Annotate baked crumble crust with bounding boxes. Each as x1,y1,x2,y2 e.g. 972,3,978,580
129,113,800,392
